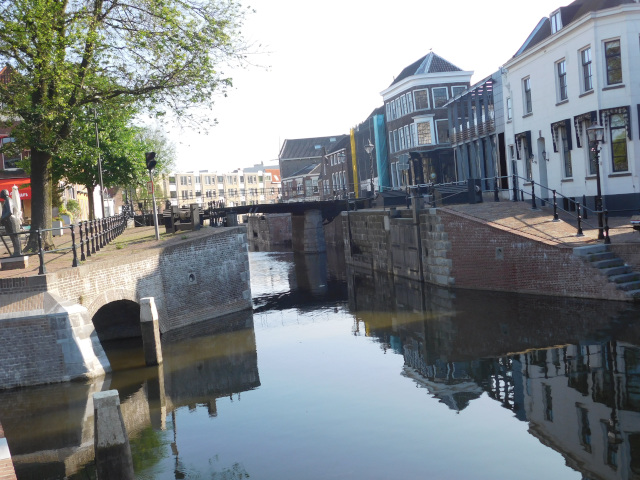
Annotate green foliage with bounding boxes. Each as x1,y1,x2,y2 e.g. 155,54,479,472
65,199,81,218
129,426,169,473
0,0,250,237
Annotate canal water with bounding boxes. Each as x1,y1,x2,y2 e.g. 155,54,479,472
2,249,640,479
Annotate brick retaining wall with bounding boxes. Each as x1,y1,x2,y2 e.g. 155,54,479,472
342,207,632,301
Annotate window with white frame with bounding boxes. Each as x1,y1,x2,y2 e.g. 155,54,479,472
605,39,622,85
550,11,562,33
404,125,411,149
610,113,628,171
388,132,394,153
581,47,593,92
393,130,399,152
451,86,466,97
416,121,433,145
556,60,567,101
506,97,513,120
405,92,414,113
401,96,407,116
436,119,449,144
432,87,448,108
414,89,430,110
386,103,391,120
523,77,532,114
559,126,572,178
399,128,405,150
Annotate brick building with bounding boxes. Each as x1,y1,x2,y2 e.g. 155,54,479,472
380,52,473,187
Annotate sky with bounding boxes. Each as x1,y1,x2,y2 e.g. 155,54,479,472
169,0,566,173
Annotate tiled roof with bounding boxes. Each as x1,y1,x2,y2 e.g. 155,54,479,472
326,136,351,155
289,162,320,177
390,52,464,87
279,135,348,160
514,0,637,57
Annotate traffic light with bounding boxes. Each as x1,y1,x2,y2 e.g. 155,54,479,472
145,152,157,171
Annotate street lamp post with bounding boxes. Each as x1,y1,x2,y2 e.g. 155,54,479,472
145,152,159,241
587,123,605,240
364,140,375,196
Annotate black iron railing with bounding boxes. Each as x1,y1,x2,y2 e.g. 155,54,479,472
0,214,128,274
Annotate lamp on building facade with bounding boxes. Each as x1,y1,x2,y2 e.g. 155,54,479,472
586,122,605,240
364,140,375,196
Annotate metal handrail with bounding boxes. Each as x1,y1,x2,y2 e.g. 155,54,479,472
510,174,611,243
1,213,128,274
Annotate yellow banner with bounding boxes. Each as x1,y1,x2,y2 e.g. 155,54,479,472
350,129,358,198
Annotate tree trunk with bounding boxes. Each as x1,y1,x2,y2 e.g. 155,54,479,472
26,149,55,251
86,183,96,220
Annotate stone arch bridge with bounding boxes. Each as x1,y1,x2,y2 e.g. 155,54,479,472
0,227,252,390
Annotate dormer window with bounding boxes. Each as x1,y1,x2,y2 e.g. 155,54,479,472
550,11,562,33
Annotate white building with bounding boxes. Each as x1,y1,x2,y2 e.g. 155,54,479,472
502,0,640,213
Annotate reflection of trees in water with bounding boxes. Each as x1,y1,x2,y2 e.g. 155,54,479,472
0,312,260,480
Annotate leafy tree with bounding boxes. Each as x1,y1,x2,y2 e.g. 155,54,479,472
53,103,151,219
0,0,249,248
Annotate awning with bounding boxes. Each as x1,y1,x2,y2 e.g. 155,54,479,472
0,178,31,200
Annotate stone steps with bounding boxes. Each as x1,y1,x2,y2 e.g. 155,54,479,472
574,245,640,301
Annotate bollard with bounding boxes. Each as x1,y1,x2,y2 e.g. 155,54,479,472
93,390,135,480
140,297,163,366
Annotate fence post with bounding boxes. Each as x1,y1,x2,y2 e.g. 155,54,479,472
90,220,96,254
37,229,46,275
604,210,611,245
552,190,559,221
582,194,588,220
71,225,79,267
531,183,537,210
494,177,499,202
512,173,518,202
79,222,86,261
576,203,584,236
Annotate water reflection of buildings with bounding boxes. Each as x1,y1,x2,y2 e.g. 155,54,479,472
347,267,640,480
0,312,259,479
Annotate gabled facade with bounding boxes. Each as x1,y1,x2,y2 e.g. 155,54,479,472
380,52,473,188
319,136,352,200
502,0,640,212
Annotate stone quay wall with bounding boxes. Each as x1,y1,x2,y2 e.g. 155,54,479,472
0,227,252,389
341,207,631,301
246,214,292,249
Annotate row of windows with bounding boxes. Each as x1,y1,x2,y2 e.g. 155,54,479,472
388,119,449,153
511,39,623,118
386,85,467,121
516,113,628,182
171,174,272,185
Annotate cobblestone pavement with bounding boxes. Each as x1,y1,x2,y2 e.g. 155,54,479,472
443,199,639,246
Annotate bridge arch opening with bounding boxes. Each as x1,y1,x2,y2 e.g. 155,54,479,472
92,300,145,370
93,300,142,342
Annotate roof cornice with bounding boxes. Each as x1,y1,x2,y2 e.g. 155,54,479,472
504,3,640,69
380,71,474,100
